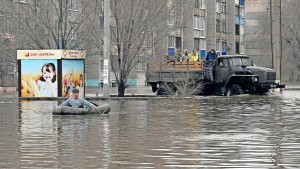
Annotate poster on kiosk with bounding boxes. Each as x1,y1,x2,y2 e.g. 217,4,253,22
17,50,85,98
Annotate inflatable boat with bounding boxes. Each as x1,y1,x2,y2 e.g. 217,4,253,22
53,104,111,115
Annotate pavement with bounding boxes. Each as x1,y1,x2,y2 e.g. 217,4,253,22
282,83,300,90
1,83,299,99
85,86,156,97
86,83,299,97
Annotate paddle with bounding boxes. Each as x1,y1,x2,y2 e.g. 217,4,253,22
91,102,102,114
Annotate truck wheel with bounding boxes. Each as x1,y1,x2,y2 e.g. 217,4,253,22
156,88,164,95
149,82,158,92
204,68,213,82
227,84,244,96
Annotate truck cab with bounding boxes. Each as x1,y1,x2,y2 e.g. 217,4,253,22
208,55,284,95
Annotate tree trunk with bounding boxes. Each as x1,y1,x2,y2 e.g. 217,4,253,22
117,80,126,97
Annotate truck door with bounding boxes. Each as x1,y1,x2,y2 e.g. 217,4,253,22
215,58,230,84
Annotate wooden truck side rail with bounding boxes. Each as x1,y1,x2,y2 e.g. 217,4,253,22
146,61,204,83
147,61,203,72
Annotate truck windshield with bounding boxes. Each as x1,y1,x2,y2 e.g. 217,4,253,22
229,58,249,66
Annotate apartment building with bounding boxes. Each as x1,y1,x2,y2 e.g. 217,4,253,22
164,0,245,59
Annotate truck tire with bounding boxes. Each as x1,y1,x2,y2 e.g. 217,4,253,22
149,82,158,92
227,84,244,96
156,83,168,95
204,68,214,82
156,88,164,95
156,82,176,95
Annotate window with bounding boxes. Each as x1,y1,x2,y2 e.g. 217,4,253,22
195,0,199,7
193,16,200,29
175,37,181,48
229,58,249,66
216,20,220,32
200,17,205,29
235,24,239,35
168,36,175,48
194,38,200,51
200,0,205,9
200,30,205,38
236,43,240,54
221,21,226,33
222,41,227,51
200,17,205,37
235,0,239,5
235,6,239,16
216,1,221,13
221,2,226,13
240,7,245,18
200,38,206,49
195,0,205,9
216,40,221,52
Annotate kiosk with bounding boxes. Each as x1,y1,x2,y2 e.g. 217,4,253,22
17,50,85,98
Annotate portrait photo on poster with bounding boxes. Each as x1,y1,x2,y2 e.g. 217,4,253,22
21,60,58,97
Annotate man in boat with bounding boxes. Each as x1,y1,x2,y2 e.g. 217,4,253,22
59,88,96,111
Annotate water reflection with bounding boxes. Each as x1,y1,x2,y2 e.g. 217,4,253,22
0,92,300,168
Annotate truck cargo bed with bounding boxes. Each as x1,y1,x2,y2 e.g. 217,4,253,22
147,61,203,72
146,61,204,82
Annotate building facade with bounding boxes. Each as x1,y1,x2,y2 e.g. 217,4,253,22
1,0,247,88
245,0,285,82
163,0,245,60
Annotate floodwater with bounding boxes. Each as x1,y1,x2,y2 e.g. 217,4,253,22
1,91,300,168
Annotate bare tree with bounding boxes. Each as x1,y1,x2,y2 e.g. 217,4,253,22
2,0,103,50
110,0,181,96
1,0,103,86
0,0,104,52
0,1,17,86
158,73,205,97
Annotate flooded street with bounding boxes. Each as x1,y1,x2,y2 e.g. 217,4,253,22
1,92,300,168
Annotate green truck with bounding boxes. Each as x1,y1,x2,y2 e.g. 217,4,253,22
146,55,285,96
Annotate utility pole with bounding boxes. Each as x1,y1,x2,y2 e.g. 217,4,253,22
279,0,282,92
270,0,274,69
270,0,281,85
102,0,111,97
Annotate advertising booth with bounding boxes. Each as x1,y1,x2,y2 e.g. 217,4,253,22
17,50,85,98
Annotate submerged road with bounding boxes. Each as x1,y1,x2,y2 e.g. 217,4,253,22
0,89,300,168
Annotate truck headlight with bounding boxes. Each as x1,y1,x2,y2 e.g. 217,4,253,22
252,77,258,82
